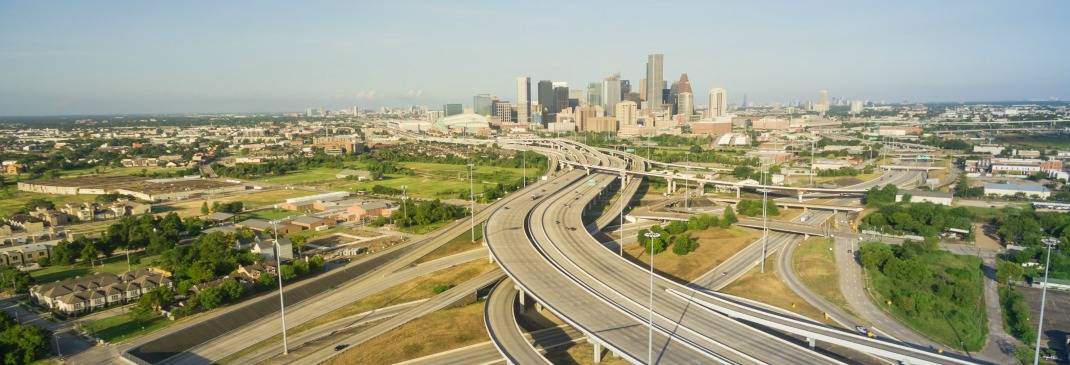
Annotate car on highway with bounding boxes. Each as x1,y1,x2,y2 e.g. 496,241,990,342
334,344,349,351
855,326,867,335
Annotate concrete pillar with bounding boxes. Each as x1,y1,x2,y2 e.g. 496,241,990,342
807,337,816,349
534,302,543,312
592,341,604,363
797,192,804,202
488,250,495,263
515,285,525,306
735,187,741,199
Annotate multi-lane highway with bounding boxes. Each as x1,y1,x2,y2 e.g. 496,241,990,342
485,139,980,364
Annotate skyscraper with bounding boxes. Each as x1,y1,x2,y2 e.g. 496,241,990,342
443,103,463,116
645,53,664,110
615,100,638,126
708,88,727,117
620,80,631,97
537,80,554,125
473,94,492,116
586,82,603,108
516,77,531,124
602,74,622,117
677,92,693,118
553,83,569,115
568,88,583,108
818,90,829,114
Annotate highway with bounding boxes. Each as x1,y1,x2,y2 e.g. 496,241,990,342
276,268,504,365
484,139,979,364
484,277,550,365
187,248,488,364
530,169,843,364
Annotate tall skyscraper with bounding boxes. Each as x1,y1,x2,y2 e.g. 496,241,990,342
620,80,631,97
444,103,463,116
473,94,492,116
818,90,829,114
645,53,664,110
677,92,693,118
602,74,622,117
553,83,569,115
708,88,727,117
586,82,603,108
516,77,531,124
568,88,583,108
537,80,554,125
615,100,638,126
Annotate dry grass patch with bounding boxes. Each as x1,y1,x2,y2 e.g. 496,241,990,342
793,238,851,312
414,226,482,264
624,227,761,282
722,257,834,325
295,259,496,333
544,342,631,365
325,302,488,365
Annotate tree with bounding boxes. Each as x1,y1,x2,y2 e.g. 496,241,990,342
0,315,51,365
200,201,210,215
79,243,100,264
280,264,297,281
220,279,244,301
672,234,698,256
197,288,223,310
0,267,33,294
721,207,737,227
309,255,325,272
22,198,54,212
257,272,278,288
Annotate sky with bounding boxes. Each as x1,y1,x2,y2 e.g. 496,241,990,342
2,0,1069,116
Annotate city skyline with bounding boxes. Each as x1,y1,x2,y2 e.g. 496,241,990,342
2,1,1070,116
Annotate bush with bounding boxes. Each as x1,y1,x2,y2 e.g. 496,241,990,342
671,234,698,256
432,283,454,294
736,199,779,217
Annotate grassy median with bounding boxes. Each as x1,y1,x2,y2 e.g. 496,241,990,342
325,301,488,364
792,237,852,313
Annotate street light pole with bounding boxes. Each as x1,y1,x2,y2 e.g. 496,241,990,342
469,163,475,242
619,166,625,257
643,230,661,365
272,221,289,355
761,168,769,273
1033,236,1059,365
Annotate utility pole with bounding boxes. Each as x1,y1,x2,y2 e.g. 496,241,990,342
643,231,661,365
469,163,475,242
620,166,625,257
811,138,816,186
1034,236,1059,365
272,221,289,355
761,168,769,273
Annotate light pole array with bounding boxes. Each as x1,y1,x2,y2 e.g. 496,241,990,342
468,163,475,242
1033,236,1060,365
643,230,662,365
761,168,769,273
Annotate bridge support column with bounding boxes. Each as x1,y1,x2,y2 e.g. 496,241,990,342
534,302,543,313
667,179,675,193
735,186,741,199
515,285,525,306
806,337,816,349
585,167,590,175
797,192,805,202
804,233,810,240
592,341,604,363
488,250,495,263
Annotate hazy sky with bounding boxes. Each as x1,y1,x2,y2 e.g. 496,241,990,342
2,1,1069,116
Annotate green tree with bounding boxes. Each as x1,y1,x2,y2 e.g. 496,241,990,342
0,267,33,294
721,207,737,227
200,201,210,215
197,287,223,310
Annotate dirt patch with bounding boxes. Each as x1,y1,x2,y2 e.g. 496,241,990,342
722,256,834,325
623,227,761,282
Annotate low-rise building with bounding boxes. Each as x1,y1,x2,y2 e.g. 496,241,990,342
30,269,173,315
896,190,954,205
0,243,52,267
335,169,374,181
983,183,1050,199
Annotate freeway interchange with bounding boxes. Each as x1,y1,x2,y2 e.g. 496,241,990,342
134,137,992,365
483,139,984,364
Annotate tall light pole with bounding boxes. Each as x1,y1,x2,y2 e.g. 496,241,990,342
643,230,661,365
522,150,526,188
810,138,816,186
684,151,690,210
468,163,475,242
619,165,626,257
271,221,289,355
761,168,769,273
1033,236,1059,365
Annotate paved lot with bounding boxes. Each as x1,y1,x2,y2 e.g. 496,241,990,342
1021,286,1070,361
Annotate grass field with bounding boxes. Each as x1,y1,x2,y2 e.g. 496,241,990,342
164,188,317,217
414,226,482,264
325,302,488,365
792,238,852,314
30,253,160,283
545,342,630,365
254,167,352,185
248,208,294,220
82,312,170,343
722,258,832,324
997,134,1070,149
294,259,495,333
0,189,97,217
318,162,528,200
623,227,760,282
